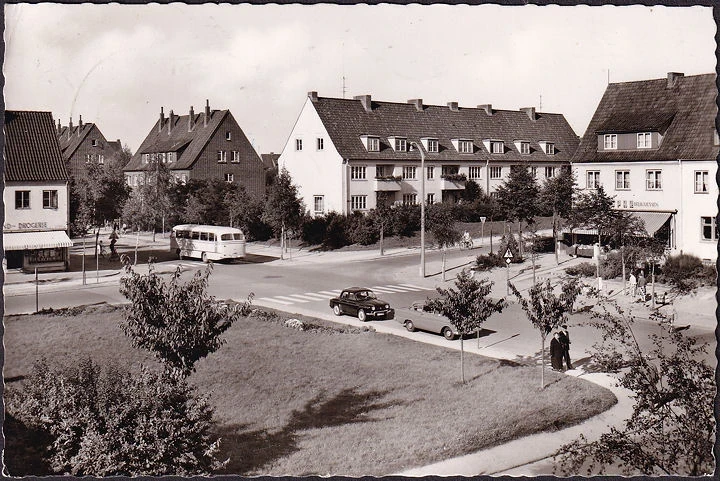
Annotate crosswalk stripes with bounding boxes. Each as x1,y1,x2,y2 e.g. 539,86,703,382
255,284,435,306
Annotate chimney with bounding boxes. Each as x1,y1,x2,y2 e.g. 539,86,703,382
57,118,61,135
667,72,684,88
79,114,83,128
204,99,210,127
308,91,318,102
188,106,195,131
478,104,493,116
159,107,165,133
168,110,175,134
407,99,423,111
520,107,536,121
448,102,459,112
68,117,73,139
354,94,372,112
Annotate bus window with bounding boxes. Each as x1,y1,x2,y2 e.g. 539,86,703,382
221,234,233,241
233,233,245,241
200,232,208,241
208,233,215,241
191,231,200,240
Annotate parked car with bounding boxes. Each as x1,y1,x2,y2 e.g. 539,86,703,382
395,301,459,340
329,287,395,322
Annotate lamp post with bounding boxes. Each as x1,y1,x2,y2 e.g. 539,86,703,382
410,141,426,278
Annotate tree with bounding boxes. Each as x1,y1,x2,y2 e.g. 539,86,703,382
495,163,540,256
7,357,226,476
509,278,581,388
425,271,506,383
554,301,714,476
570,185,618,247
119,259,253,378
369,191,396,256
540,166,577,265
261,167,304,260
223,184,267,241
426,202,461,280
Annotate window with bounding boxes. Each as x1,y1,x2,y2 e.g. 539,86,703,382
314,195,324,214
490,141,504,154
350,166,366,180
217,151,227,163
91,139,98,147
43,190,58,209
295,139,303,151
85,154,92,163
180,174,187,184
520,142,531,154
224,173,234,183
225,131,232,141
427,139,439,153
143,154,150,164
530,167,537,179
469,166,482,180
402,193,417,205
427,193,435,204
168,152,175,163
394,138,407,152
458,140,473,154
402,166,417,179
701,216,718,241
637,132,651,149
714,130,719,146
231,151,240,163
126,176,132,186
426,166,434,180
376,165,391,178
646,170,662,190
351,195,367,210
367,137,380,152
604,134,617,150
15,190,30,209
317,138,324,150
695,171,709,193
490,166,502,179
587,170,601,189
98,155,104,165
544,166,556,178
544,143,555,155
615,170,630,190
441,165,459,177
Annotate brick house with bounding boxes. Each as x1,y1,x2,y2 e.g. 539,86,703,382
57,116,124,178
123,100,265,199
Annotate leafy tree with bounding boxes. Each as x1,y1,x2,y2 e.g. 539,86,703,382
570,185,618,247
7,357,226,476
425,271,506,383
119,259,253,378
495,163,540,256
122,161,173,241
540,166,577,264
554,301,714,476
369,191,396,255
262,167,304,259
426,202,461,280
509,278,581,388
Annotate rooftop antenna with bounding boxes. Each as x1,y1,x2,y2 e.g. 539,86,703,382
341,41,347,99
342,75,347,99
607,69,610,85
539,94,542,111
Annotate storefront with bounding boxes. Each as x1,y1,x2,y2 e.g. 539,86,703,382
3,230,73,272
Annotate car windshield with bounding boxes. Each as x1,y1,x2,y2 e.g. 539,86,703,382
356,291,377,300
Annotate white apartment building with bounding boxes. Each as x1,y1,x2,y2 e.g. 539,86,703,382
279,92,579,215
572,72,718,262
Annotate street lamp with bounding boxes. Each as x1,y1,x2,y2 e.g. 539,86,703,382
410,141,426,278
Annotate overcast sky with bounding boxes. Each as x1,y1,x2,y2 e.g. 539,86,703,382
4,4,715,155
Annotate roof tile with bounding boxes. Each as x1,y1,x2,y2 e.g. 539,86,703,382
4,111,68,182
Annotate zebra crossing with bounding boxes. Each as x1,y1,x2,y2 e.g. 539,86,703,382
256,284,435,306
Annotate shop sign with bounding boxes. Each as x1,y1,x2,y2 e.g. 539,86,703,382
28,248,63,264
4,222,49,230
615,200,660,209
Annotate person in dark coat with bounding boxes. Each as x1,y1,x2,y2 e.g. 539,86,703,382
550,332,564,371
558,324,573,370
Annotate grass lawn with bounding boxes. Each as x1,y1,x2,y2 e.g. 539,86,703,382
4,303,616,476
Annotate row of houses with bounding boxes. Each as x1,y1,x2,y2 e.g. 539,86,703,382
3,72,717,271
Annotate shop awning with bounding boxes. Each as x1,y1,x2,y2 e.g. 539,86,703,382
633,211,673,236
3,231,73,251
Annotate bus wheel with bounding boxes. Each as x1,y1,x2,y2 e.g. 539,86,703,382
202,252,209,263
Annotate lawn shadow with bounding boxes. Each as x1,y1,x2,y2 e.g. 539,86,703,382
458,328,496,341
3,413,54,476
216,387,406,474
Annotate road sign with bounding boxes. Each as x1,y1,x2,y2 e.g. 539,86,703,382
505,257,511,264
503,248,514,259
480,217,486,223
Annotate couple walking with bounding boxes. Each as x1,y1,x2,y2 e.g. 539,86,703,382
550,325,572,371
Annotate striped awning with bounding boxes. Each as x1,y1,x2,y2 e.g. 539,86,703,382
562,211,673,237
3,231,73,251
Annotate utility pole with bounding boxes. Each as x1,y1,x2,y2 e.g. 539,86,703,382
410,142,426,278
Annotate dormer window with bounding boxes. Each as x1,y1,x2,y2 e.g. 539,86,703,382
452,139,473,154
421,138,439,153
143,154,150,164
714,130,719,146
515,141,530,154
360,135,381,152
637,132,651,148
604,134,617,150
539,141,555,155
389,136,407,152
490,141,504,154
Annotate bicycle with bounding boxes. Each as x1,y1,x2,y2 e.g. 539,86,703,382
459,238,474,250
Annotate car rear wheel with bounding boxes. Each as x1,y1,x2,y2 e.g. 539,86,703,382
405,320,415,332
357,309,367,322
442,327,455,340
333,304,342,316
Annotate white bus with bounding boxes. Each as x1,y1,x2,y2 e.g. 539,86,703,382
170,224,246,263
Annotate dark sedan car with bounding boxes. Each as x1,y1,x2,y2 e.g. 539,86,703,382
329,287,395,322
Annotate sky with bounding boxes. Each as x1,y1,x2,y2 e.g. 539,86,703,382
3,4,716,155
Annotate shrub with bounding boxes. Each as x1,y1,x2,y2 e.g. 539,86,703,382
322,212,349,249
529,235,555,254
474,253,505,271
660,254,706,292
599,251,626,279
300,214,327,246
565,262,597,278
348,212,379,245
7,358,225,476
498,233,524,263
391,204,420,237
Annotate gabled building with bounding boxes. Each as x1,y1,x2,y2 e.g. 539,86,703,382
571,72,718,261
4,111,72,271
57,116,124,178
279,92,579,215
123,101,265,199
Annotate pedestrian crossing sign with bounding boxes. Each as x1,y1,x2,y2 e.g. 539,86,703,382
503,248,514,259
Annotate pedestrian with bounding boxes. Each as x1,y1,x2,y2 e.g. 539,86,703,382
122,223,127,235
559,324,573,370
109,233,118,260
637,271,647,301
550,332,564,371
628,271,637,297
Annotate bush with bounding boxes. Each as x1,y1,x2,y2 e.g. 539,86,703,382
565,262,597,278
301,214,328,246
391,204,420,237
348,212,379,245
474,253,505,271
660,254,707,292
7,358,225,476
529,235,555,254
322,212,349,249
498,233,524,263
600,251,626,279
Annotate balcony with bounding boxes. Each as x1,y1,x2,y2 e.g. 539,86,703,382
373,175,402,192
440,173,467,190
